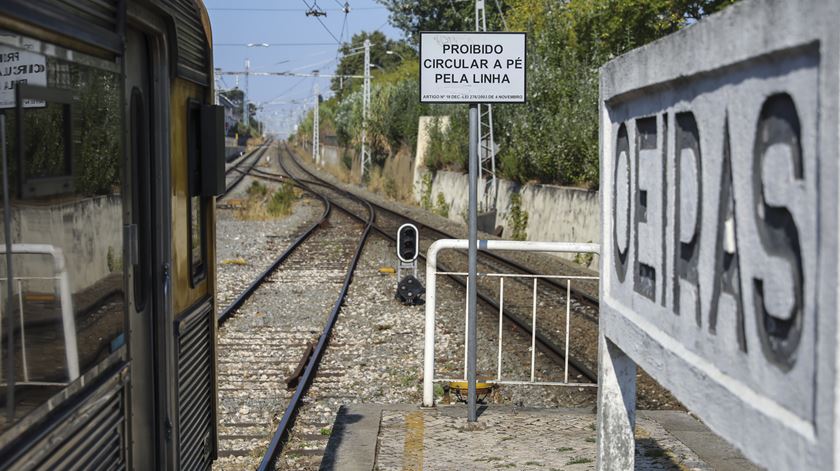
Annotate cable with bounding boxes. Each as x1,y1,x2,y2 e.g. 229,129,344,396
208,7,383,11
263,77,310,104
214,42,337,46
314,16,341,43
493,0,508,31
301,0,342,43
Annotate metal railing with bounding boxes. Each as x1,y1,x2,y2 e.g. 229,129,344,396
0,244,79,386
423,239,599,407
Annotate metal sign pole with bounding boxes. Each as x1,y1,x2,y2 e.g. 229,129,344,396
467,104,479,422
1,115,14,420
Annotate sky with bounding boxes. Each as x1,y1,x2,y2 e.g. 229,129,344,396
205,0,403,136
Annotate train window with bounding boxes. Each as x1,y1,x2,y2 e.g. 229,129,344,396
130,87,151,312
187,101,207,286
0,32,125,433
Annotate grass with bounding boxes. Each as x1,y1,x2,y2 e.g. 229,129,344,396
237,180,300,220
556,447,573,452
267,183,299,216
320,427,331,436
644,448,667,458
566,456,593,465
585,437,596,443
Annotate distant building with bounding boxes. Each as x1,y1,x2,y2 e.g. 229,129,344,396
219,94,242,136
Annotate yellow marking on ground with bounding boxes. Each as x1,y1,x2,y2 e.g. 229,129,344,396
221,258,248,266
402,411,424,470
24,293,56,302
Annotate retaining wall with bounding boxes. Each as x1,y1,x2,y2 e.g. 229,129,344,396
413,116,600,270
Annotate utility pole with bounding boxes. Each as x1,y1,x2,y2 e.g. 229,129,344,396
214,70,221,105
475,0,497,211
313,81,320,165
244,58,250,128
360,39,371,180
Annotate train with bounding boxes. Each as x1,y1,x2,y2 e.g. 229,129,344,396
0,1,223,469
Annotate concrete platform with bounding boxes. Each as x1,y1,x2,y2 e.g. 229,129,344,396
320,404,758,470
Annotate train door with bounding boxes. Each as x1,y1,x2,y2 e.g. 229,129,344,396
125,25,171,469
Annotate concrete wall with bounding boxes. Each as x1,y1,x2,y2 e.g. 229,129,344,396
412,115,600,270
414,169,600,269
0,195,122,294
321,144,341,168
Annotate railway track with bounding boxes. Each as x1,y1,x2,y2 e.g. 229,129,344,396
213,144,375,469
278,144,598,383
211,140,673,469
222,139,273,199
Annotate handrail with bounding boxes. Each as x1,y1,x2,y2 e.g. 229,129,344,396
423,239,600,407
0,244,79,381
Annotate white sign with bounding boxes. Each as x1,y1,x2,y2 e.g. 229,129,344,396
0,43,47,109
419,32,526,103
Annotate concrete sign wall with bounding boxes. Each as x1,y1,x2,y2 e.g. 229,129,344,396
596,0,840,469
419,32,526,103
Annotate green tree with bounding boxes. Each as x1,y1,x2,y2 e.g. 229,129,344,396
375,0,510,43
330,31,413,99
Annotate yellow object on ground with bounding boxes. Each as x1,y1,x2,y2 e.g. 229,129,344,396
221,258,248,265
378,267,396,275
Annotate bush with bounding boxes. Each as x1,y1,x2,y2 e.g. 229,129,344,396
508,193,528,241
267,183,298,217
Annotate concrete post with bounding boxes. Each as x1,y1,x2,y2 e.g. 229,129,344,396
596,333,636,470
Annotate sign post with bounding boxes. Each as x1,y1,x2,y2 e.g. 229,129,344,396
420,31,525,422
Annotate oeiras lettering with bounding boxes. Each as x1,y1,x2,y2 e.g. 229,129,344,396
612,93,805,370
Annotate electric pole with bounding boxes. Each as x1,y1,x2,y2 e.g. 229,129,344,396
360,39,371,179
244,58,250,128
313,81,320,165
476,0,497,211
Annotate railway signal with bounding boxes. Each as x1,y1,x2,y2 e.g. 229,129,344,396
397,223,419,262
395,224,424,305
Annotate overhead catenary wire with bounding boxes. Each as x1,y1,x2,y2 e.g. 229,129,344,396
261,76,311,105
208,7,382,12
301,0,342,43
214,42,337,47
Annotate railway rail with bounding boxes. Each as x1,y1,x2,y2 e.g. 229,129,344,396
212,140,618,468
222,139,274,198
214,145,376,469
278,144,598,383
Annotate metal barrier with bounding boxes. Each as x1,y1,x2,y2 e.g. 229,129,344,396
423,239,599,407
0,244,79,385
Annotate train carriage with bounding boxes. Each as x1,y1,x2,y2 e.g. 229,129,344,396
0,1,223,469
